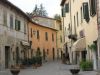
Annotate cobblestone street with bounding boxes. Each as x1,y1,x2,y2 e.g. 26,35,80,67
0,61,98,75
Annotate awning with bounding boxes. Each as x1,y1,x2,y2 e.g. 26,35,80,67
21,41,30,46
72,38,86,51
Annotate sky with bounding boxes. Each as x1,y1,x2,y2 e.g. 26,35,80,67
8,0,61,18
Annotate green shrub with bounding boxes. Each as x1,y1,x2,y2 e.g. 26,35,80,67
80,60,93,71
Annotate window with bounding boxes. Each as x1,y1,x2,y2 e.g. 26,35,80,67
65,3,69,13
74,16,76,34
68,24,70,30
81,7,83,23
79,30,85,38
15,19,21,31
30,28,32,37
83,3,90,22
45,32,48,41
60,36,62,43
52,33,54,42
47,49,49,55
37,30,39,39
77,12,79,26
3,10,7,26
90,0,96,16
10,15,13,29
61,7,65,17
24,22,26,34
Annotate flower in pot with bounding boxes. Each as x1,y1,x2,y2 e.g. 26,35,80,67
69,66,80,75
10,65,20,75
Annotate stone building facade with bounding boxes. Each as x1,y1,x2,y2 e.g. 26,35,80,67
0,0,29,70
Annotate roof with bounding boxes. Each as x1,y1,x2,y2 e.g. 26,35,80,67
1,0,58,31
0,0,30,21
30,21,58,31
60,0,66,6
32,16,61,22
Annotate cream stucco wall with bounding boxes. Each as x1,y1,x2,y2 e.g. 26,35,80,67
61,0,98,62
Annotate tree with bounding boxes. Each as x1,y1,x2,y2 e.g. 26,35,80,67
32,4,48,17
54,14,61,20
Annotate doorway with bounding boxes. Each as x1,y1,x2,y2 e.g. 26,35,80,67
43,49,46,60
5,46,10,68
16,47,19,64
52,48,55,60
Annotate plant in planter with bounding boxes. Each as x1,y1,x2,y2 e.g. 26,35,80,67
32,56,37,69
80,60,93,71
88,42,97,70
69,68,80,75
10,65,20,75
35,48,42,67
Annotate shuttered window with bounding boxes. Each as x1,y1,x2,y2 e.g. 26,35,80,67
65,3,69,13
15,19,21,31
61,7,65,17
90,0,96,16
83,3,90,23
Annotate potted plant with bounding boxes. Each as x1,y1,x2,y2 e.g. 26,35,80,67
80,60,93,71
69,68,80,75
10,65,20,75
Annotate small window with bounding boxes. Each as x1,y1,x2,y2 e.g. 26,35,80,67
10,15,13,29
45,32,48,41
60,36,62,43
52,33,54,42
74,16,76,34
77,12,79,26
30,28,32,37
3,10,7,26
37,30,39,39
83,3,90,22
80,30,85,38
15,19,21,31
90,0,96,16
61,7,65,17
65,3,69,13
81,7,83,23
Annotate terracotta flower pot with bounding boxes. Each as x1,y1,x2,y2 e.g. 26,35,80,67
10,69,20,75
69,69,80,75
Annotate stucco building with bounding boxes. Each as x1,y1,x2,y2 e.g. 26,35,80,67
28,22,57,61
0,0,30,70
60,0,98,66
31,16,64,59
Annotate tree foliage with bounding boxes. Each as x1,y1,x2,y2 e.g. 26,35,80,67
27,4,48,17
54,14,61,20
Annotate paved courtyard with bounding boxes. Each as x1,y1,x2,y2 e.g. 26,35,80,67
0,60,98,75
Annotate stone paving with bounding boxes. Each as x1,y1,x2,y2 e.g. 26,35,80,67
0,61,98,75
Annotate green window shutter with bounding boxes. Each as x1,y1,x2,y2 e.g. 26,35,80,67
18,21,20,30
15,19,18,30
90,0,96,16
61,7,65,17
65,3,69,13
83,3,90,22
